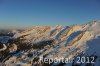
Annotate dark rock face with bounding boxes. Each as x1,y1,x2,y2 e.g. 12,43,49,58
0,42,3,49
0,34,54,64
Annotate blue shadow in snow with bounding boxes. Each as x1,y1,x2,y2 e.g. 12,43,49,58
85,36,100,55
65,31,82,46
55,26,69,40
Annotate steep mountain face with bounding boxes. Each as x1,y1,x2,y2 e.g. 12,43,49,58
0,20,100,66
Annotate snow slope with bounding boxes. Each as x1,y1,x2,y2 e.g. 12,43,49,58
1,20,100,66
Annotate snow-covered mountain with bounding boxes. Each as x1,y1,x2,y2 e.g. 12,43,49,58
0,20,100,66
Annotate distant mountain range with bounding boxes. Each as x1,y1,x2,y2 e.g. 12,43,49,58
0,20,100,66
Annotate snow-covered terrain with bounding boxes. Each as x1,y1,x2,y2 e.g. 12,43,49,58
0,20,100,66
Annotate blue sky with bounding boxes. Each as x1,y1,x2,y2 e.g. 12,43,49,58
0,0,100,29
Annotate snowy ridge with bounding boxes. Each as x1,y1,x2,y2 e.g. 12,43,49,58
2,20,100,66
